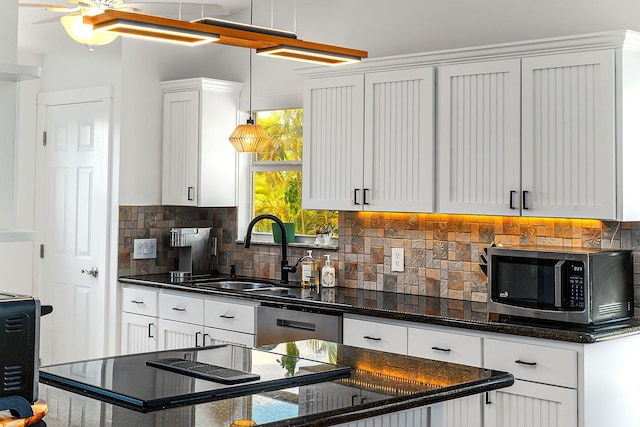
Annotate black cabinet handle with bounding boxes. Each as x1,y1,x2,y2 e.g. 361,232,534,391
195,331,202,347
363,188,370,205
354,189,360,205
485,392,492,405
187,186,194,201
431,346,451,353
515,359,537,366
147,323,154,338
219,314,235,319
131,300,144,305
363,336,381,341
203,333,210,346
522,190,529,210
172,307,186,312
509,190,516,209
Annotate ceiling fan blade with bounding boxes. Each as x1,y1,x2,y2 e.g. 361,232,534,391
124,2,229,17
19,2,80,12
32,14,70,24
67,0,99,9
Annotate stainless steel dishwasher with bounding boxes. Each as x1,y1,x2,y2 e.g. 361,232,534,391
256,304,343,346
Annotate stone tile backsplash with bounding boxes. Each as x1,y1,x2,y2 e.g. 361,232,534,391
118,206,640,306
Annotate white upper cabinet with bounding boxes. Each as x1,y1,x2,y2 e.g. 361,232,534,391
302,30,640,220
521,50,616,219
303,74,365,211
302,68,435,212
438,50,618,219
437,59,522,216
364,68,435,212
161,78,242,207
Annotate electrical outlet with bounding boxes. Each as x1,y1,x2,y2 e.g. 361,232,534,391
391,247,404,272
133,238,157,259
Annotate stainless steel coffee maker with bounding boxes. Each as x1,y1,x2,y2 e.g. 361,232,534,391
170,227,212,280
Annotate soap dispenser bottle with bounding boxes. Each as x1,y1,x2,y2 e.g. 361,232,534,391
300,250,315,287
321,254,335,287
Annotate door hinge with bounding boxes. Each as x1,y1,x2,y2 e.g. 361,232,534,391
40,244,44,258
42,131,47,146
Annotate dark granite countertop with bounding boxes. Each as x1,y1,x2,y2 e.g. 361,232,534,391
119,274,640,344
39,341,513,427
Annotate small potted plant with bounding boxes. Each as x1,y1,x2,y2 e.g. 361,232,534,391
314,224,335,246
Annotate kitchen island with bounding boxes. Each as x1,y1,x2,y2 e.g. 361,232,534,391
38,340,513,426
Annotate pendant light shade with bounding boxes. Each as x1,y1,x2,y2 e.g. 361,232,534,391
228,0,271,153
229,118,272,152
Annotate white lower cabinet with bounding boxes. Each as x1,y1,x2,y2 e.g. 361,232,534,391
484,380,577,427
483,337,578,427
408,325,483,427
120,285,258,354
121,312,157,354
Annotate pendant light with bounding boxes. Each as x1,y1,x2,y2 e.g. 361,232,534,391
228,0,272,153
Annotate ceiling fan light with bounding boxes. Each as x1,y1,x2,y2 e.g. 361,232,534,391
257,45,362,66
61,14,118,46
228,119,272,153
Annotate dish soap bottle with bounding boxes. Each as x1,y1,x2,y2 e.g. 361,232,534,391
321,254,335,287
300,250,315,287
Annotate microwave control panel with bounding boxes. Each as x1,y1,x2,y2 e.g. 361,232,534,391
566,261,585,309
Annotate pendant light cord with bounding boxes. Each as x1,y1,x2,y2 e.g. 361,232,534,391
248,0,253,123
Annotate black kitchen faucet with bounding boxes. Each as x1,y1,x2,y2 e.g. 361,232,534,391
244,214,297,284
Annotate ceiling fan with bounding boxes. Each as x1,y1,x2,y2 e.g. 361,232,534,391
19,0,230,49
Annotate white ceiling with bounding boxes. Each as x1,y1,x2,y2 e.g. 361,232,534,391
17,0,249,54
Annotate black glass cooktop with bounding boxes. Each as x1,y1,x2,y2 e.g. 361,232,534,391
40,344,350,411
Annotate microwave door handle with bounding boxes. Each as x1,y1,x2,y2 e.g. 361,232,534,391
554,261,565,308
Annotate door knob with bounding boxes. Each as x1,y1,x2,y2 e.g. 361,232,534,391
81,267,99,278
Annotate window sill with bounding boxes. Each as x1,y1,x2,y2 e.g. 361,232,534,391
235,238,338,251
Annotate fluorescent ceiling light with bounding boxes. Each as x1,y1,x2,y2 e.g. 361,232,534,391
257,45,362,66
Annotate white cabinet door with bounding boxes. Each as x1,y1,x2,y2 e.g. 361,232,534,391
484,380,577,427
161,78,242,207
521,50,616,219
161,89,199,206
437,59,521,215
303,75,365,211
121,312,157,355
364,68,435,212
430,396,482,427
158,318,204,350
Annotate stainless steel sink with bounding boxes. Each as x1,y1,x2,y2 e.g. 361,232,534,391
193,280,289,294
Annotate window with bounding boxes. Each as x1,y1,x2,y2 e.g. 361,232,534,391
249,109,338,238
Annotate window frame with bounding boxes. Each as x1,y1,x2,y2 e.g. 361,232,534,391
236,110,337,247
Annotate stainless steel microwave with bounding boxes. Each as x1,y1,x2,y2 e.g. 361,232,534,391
487,246,634,325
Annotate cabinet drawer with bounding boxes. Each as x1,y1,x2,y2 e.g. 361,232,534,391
408,327,482,367
158,293,204,325
204,327,254,347
484,338,577,388
204,299,257,335
122,287,158,317
343,317,407,355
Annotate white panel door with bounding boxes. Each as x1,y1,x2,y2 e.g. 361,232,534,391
302,75,365,211
161,90,199,206
438,59,521,215
521,50,616,219
121,312,157,355
41,100,109,365
158,318,203,350
364,68,435,212
484,380,577,427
